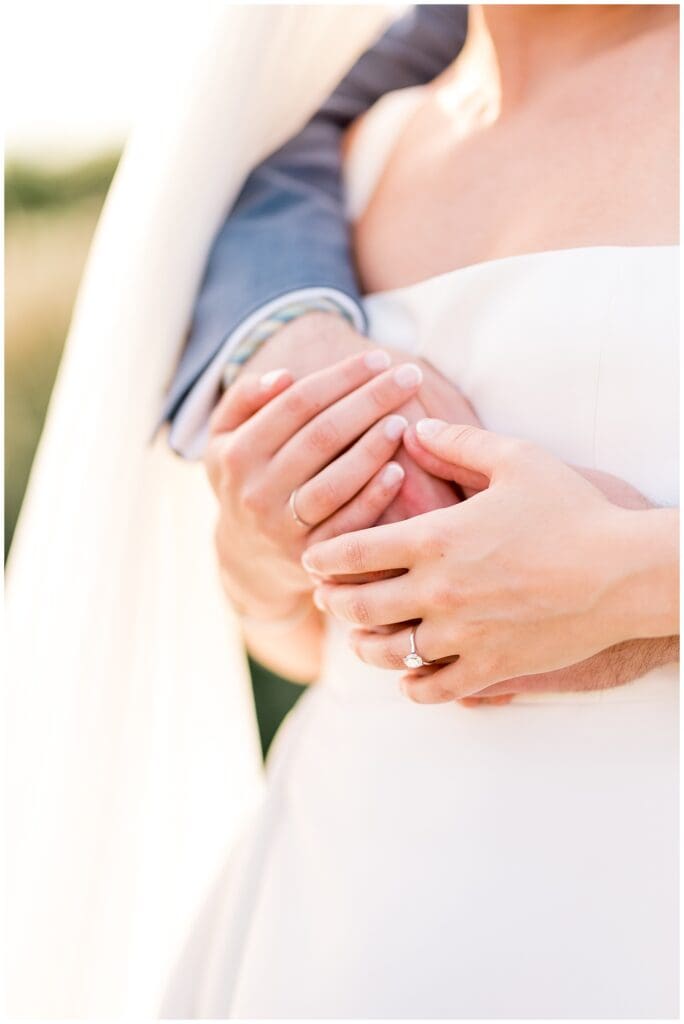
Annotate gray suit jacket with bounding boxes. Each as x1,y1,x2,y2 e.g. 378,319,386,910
164,5,468,426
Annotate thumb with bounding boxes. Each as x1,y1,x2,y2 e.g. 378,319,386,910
414,420,510,482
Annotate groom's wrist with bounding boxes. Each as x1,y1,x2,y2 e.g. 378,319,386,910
601,507,679,643
238,311,371,384
222,297,361,390
219,568,312,623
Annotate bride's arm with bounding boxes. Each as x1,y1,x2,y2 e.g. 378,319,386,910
232,597,324,686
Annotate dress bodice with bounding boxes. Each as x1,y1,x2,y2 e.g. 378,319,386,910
345,87,679,507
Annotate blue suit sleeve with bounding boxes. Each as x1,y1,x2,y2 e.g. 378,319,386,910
164,5,468,422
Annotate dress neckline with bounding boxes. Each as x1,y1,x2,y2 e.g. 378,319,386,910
365,243,679,304
347,87,678,304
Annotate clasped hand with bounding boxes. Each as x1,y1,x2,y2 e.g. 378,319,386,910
204,347,469,620
305,419,672,700
205,340,677,702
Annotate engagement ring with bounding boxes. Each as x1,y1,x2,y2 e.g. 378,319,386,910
404,625,431,669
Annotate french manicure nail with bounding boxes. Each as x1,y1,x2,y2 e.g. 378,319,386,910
364,350,391,371
383,414,408,441
380,462,405,488
416,418,446,439
260,368,289,390
393,363,423,389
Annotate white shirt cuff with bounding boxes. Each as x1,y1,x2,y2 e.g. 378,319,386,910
168,288,365,459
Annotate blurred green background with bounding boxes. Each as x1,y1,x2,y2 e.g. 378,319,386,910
4,154,301,757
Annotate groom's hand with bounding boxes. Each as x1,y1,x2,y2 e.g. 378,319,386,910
242,312,467,522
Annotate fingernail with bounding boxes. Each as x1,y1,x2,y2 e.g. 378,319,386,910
312,588,326,611
393,363,423,389
301,551,314,572
383,414,408,441
380,462,405,488
416,418,446,439
260,368,289,390
364,350,391,371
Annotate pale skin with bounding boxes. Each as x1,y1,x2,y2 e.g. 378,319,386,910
305,420,679,702
204,5,679,694
204,350,471,681
207,359,678,693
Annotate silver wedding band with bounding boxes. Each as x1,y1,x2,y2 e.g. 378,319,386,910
289,488,312,528
403,625,432,670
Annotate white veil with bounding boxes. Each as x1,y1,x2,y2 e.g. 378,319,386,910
5,5,391,1017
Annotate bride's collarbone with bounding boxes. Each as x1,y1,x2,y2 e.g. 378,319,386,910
354,42,677,292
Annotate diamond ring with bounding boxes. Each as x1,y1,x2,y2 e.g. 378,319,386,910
289,488,311,528
403,625,432,669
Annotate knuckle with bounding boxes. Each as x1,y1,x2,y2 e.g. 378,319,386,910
305,417,341,455
413,677,452,703
476,650,505,685
311,475,339,514
342,536,367,573
459,619,485,649
366,425,393,460
429,581,460,610
241,485,267,519
508,438,537,464
361,486,387,522
282,386,314,420
367,379,393,412
451,422,479,443
416,526,445,560
341,351,369,384
220,438,242,476
382,640,405,669
346,596,371,626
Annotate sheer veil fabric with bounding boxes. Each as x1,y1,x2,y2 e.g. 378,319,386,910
5,5,392,1016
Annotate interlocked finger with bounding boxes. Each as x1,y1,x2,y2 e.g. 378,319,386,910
293,414,407,528
272,362,422,486
306,463,406,548
347,621,457,668
234,350,394,463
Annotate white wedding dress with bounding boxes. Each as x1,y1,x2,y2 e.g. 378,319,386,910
162,89,679,1019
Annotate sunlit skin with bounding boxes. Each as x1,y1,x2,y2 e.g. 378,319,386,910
204,349,476,682
206,355,678,695
305,420,679,702
205,5,679,696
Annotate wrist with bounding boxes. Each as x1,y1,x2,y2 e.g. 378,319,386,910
599,507,679,643
220,569,311,623
239,312,371,383
240,596,317,633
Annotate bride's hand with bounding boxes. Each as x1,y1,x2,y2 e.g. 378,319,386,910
303,420,678,701
204,350,424,619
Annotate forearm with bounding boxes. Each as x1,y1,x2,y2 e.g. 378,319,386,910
239,599,324,685
610,507,679,640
